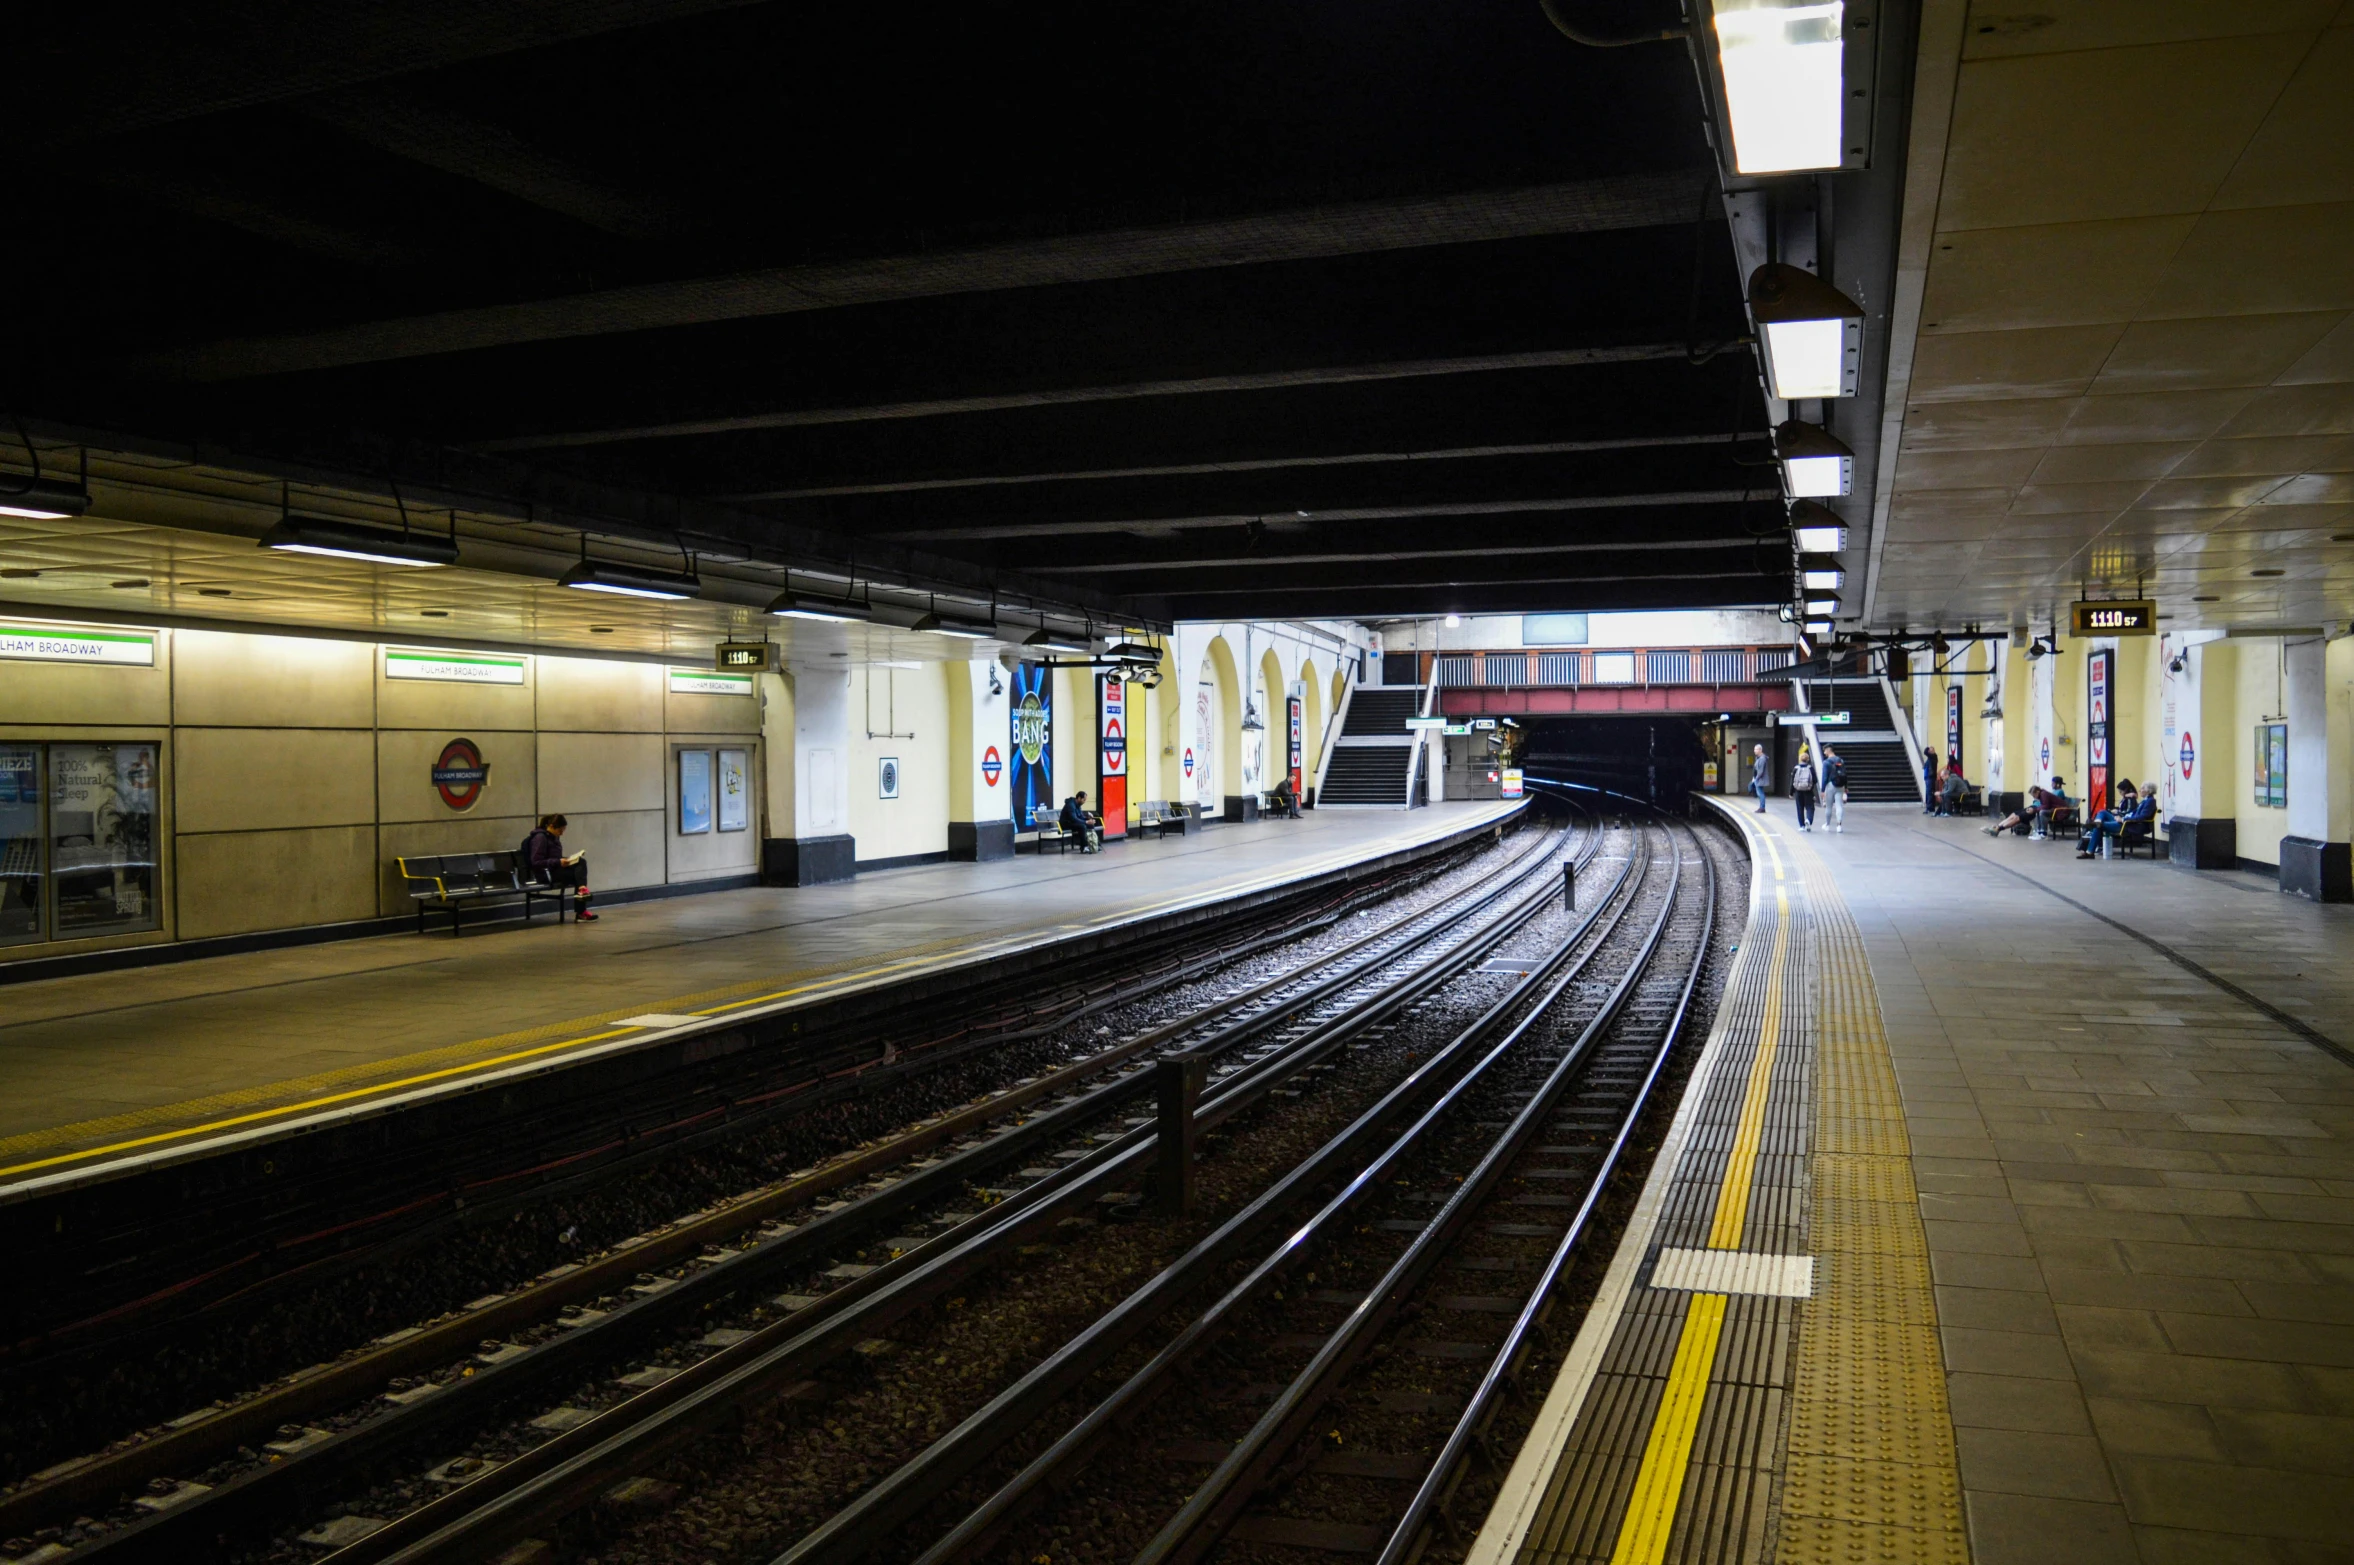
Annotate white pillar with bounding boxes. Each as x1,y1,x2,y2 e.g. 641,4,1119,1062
768,663,854,884
946,657,1014,860
2282,634,2351,899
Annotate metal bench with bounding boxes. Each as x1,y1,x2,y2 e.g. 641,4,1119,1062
1027,805,1076,853
396,851,573,935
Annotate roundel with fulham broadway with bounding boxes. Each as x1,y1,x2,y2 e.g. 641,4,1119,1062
432,737,490,811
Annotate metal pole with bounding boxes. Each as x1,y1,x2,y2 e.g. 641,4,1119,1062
1155,1052,1210,1216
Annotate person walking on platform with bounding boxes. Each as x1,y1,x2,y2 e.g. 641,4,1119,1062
1749,742,1769,813
1791,747,1819,831
1921,748,1940,813
522,814,596,922
1821,745,1847,832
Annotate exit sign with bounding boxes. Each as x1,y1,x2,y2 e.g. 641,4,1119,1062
2070,600,2156,637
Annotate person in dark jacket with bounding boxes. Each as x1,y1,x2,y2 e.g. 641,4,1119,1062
523,814,596,921
1921,749,1940,813
1059,791,1102,853
1821,746,1848,833
1791,747,1819,831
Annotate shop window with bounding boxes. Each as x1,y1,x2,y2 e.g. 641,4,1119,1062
43,743,161,940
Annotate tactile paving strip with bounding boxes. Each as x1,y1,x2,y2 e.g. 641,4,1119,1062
1769,847,1967,1563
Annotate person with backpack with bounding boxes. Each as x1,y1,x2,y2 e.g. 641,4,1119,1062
523,814,596,922
1821,745,1847,833
1791,746,1819,831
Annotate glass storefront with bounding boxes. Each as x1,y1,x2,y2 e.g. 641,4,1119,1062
0,741,161,945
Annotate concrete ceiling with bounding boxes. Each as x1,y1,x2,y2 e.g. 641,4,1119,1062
1867,0,2354,636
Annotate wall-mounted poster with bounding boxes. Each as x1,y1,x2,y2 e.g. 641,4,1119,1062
879,756,901,800
2255,722,2287,809
678,748,713,834
2086,648,2113,814
717,748,748,831
1009,661,1053,827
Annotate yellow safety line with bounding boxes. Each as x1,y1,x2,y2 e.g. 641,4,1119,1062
1,811,1505,1181
1707,886,1790,1249
1607,1291,1729,1565
1756,816,1786,882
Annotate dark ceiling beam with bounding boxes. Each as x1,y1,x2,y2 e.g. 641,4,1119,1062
142,172,1708,382
783,443,1763,535
293,89,677,239
1025,537,1770,577
874,489,1760,542
1156,577,1783,621
479,347,1696,454
79,165,426,270
1106,548,1776,596
719,433,1751,502
15,1,778,150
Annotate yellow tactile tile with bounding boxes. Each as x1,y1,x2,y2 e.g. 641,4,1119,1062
1774,1515,1973,1565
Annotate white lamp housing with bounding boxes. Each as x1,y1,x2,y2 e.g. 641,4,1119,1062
1804,617,1834,636
1802,567,1844,589
1789,501,1849,553
1712,0,1847,175
1776,420,1853,498
1749,264,1864,400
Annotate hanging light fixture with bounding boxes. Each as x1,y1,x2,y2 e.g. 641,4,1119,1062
767,585,871,622
1801,560,1845,589
912,595,996,640
1711,0,1847,175
1749,263,1864,401
1023,620,1091,655
1789,500,1849,553
261,483,456,568
1775,420,1853,497
0,477,91,520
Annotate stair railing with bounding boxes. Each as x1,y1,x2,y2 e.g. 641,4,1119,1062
1311,666,1354,806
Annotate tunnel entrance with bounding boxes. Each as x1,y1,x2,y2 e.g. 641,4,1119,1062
1448,716,1715,810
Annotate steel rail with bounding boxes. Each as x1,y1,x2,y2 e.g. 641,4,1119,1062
1135,819,1697,1565
50,818,1563,1565
322,816,1600,1565
914,820,1671,1565
1377,820,1719,1565
794,826,1652,1565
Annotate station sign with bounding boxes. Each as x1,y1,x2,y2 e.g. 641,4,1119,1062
1443,723,1472,736
2070,599,2157,637
1500,768,1524,798
669,667,753,696
0,623,155,666
386,648,524,685
1404,716,1447,730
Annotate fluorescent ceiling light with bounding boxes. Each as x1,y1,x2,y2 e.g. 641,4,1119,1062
1024,627,1092,655
261,514,457,568
1804,595,1842,613
1749,264,1863,400
1804,618,1834,635
1794,524,1847,552
0,477,92,520
1106,641,1161,664
913,609,996,640
767,587,870,623
1802,567,1844,589
1713,0,1846,175
1443,613,1462,628
558,558,699,600
1775,420,1853,498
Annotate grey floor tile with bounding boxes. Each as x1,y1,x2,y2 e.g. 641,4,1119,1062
1954,1427,2120,1502
1947,1372,2094,1434
1965,1491,2140,1565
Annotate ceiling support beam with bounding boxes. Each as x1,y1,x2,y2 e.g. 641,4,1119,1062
143,172,1708,381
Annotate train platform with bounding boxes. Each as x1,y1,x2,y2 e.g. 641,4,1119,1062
1474,802,2354,1565
0,801,1517,1197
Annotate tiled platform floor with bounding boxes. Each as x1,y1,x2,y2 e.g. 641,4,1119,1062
0,802,1514,1181
1807,805,2354,1564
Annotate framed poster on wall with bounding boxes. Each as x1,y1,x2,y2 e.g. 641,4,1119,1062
879,756,901,800
2087,649,2114,814
717,748,748,831
1009,661,1053,827
2255,722,2287,808
1096,673,1127,840
678,749,713,834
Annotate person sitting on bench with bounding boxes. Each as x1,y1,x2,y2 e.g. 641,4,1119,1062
2078,781,2155,858
1939,765,1968,816
1060,790,1103,853
1984,785,2059,838
1268,775,1302,818
523,814,596,921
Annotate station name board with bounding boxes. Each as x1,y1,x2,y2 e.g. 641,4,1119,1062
2070,599,2157,637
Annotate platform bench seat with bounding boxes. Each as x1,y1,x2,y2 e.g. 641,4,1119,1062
1027,805,1075,853
397,851,573,935
2118,820,2159,858
1135,800,1187,838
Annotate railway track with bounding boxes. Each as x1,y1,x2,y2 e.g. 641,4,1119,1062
20,810,1593,1565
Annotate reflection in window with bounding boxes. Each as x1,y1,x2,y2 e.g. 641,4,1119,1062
0,744,40,946
49,743,159,937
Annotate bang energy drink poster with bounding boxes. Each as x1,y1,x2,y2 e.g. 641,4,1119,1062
1010,661,1053,828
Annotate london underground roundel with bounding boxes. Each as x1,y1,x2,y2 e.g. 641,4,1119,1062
982,745,1003,787
2181,732,2195,779
432,737,489,811
2039,737,2050,775
1183,747,1195,778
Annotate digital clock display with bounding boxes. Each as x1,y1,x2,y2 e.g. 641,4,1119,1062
2069,600,2156,637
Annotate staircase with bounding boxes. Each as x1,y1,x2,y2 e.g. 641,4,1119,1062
1321,688,1420,804
1804,680,1923,803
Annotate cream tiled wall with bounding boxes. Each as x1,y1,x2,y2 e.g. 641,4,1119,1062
848,664,949,864
0,626,764,957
